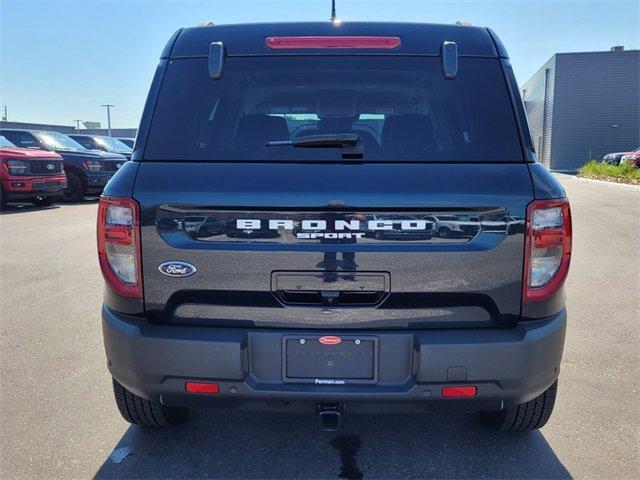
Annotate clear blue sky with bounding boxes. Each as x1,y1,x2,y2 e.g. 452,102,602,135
1,0,638,128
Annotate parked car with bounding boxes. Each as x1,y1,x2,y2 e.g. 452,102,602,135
68,134,133,160
0,129,127,202
0,135,67,209
100,22,571,433
156,217,182,231
602,147,639,165
370,214,436,240
117,138,135,149
183,216,226,238
620,150,640,167
433,215,480,238
226,217,280,239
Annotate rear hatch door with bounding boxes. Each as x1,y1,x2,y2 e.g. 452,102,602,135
134,50,532,329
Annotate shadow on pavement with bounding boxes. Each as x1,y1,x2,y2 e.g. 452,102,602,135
94,409,569,479
0,198,99,215
0,203,61,215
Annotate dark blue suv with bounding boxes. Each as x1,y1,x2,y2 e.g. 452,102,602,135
0,129,127,202
99,22,571,432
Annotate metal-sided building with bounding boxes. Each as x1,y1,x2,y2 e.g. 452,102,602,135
521,48,639,172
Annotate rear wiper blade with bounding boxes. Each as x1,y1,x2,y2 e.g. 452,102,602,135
266,133,357,148
266,133,363,159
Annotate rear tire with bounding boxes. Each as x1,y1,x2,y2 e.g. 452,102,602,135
62,171,85,203
112,378,187,427
482,380,558,431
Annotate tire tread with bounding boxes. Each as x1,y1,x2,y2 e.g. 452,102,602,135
483,380,558,432
112,378,186,427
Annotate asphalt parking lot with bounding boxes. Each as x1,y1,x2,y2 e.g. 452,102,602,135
0,174,638,479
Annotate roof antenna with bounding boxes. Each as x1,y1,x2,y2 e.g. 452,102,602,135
330,0,342,24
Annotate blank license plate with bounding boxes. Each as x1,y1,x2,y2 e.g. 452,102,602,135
282,336,378,384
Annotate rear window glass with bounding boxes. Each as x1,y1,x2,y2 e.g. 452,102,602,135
145,56,522,162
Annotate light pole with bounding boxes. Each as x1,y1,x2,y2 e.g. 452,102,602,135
73,120,83,133
101,104,115,136
330,0,341,24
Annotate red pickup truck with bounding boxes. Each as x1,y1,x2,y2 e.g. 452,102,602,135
0,135,67,209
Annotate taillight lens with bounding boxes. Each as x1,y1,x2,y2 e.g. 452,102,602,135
97,197,142,298
523,199,572,302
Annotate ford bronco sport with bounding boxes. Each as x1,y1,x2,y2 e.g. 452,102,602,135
99,22,571,432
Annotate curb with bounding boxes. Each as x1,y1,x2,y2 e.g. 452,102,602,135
570,175,640,191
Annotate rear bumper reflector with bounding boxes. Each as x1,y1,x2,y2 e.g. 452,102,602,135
185,382,220,394
442,386,477,397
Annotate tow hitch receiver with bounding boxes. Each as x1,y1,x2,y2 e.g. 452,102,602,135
317,404,344,432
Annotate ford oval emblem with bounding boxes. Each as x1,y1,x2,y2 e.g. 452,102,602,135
158,261,196,278
319,336,342,345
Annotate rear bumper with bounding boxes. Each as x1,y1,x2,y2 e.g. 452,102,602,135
102,306,566,412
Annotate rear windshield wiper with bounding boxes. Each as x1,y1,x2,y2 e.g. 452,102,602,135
266,133,363,159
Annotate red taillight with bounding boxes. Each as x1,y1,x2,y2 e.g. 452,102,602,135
533,228,564,248
442,386,477,397
523,198,572,303
97,197,142,299
185,382,220,394
265,36,401,50
104,225,133,245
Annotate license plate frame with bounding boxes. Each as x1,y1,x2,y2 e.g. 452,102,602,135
282,335,379,385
